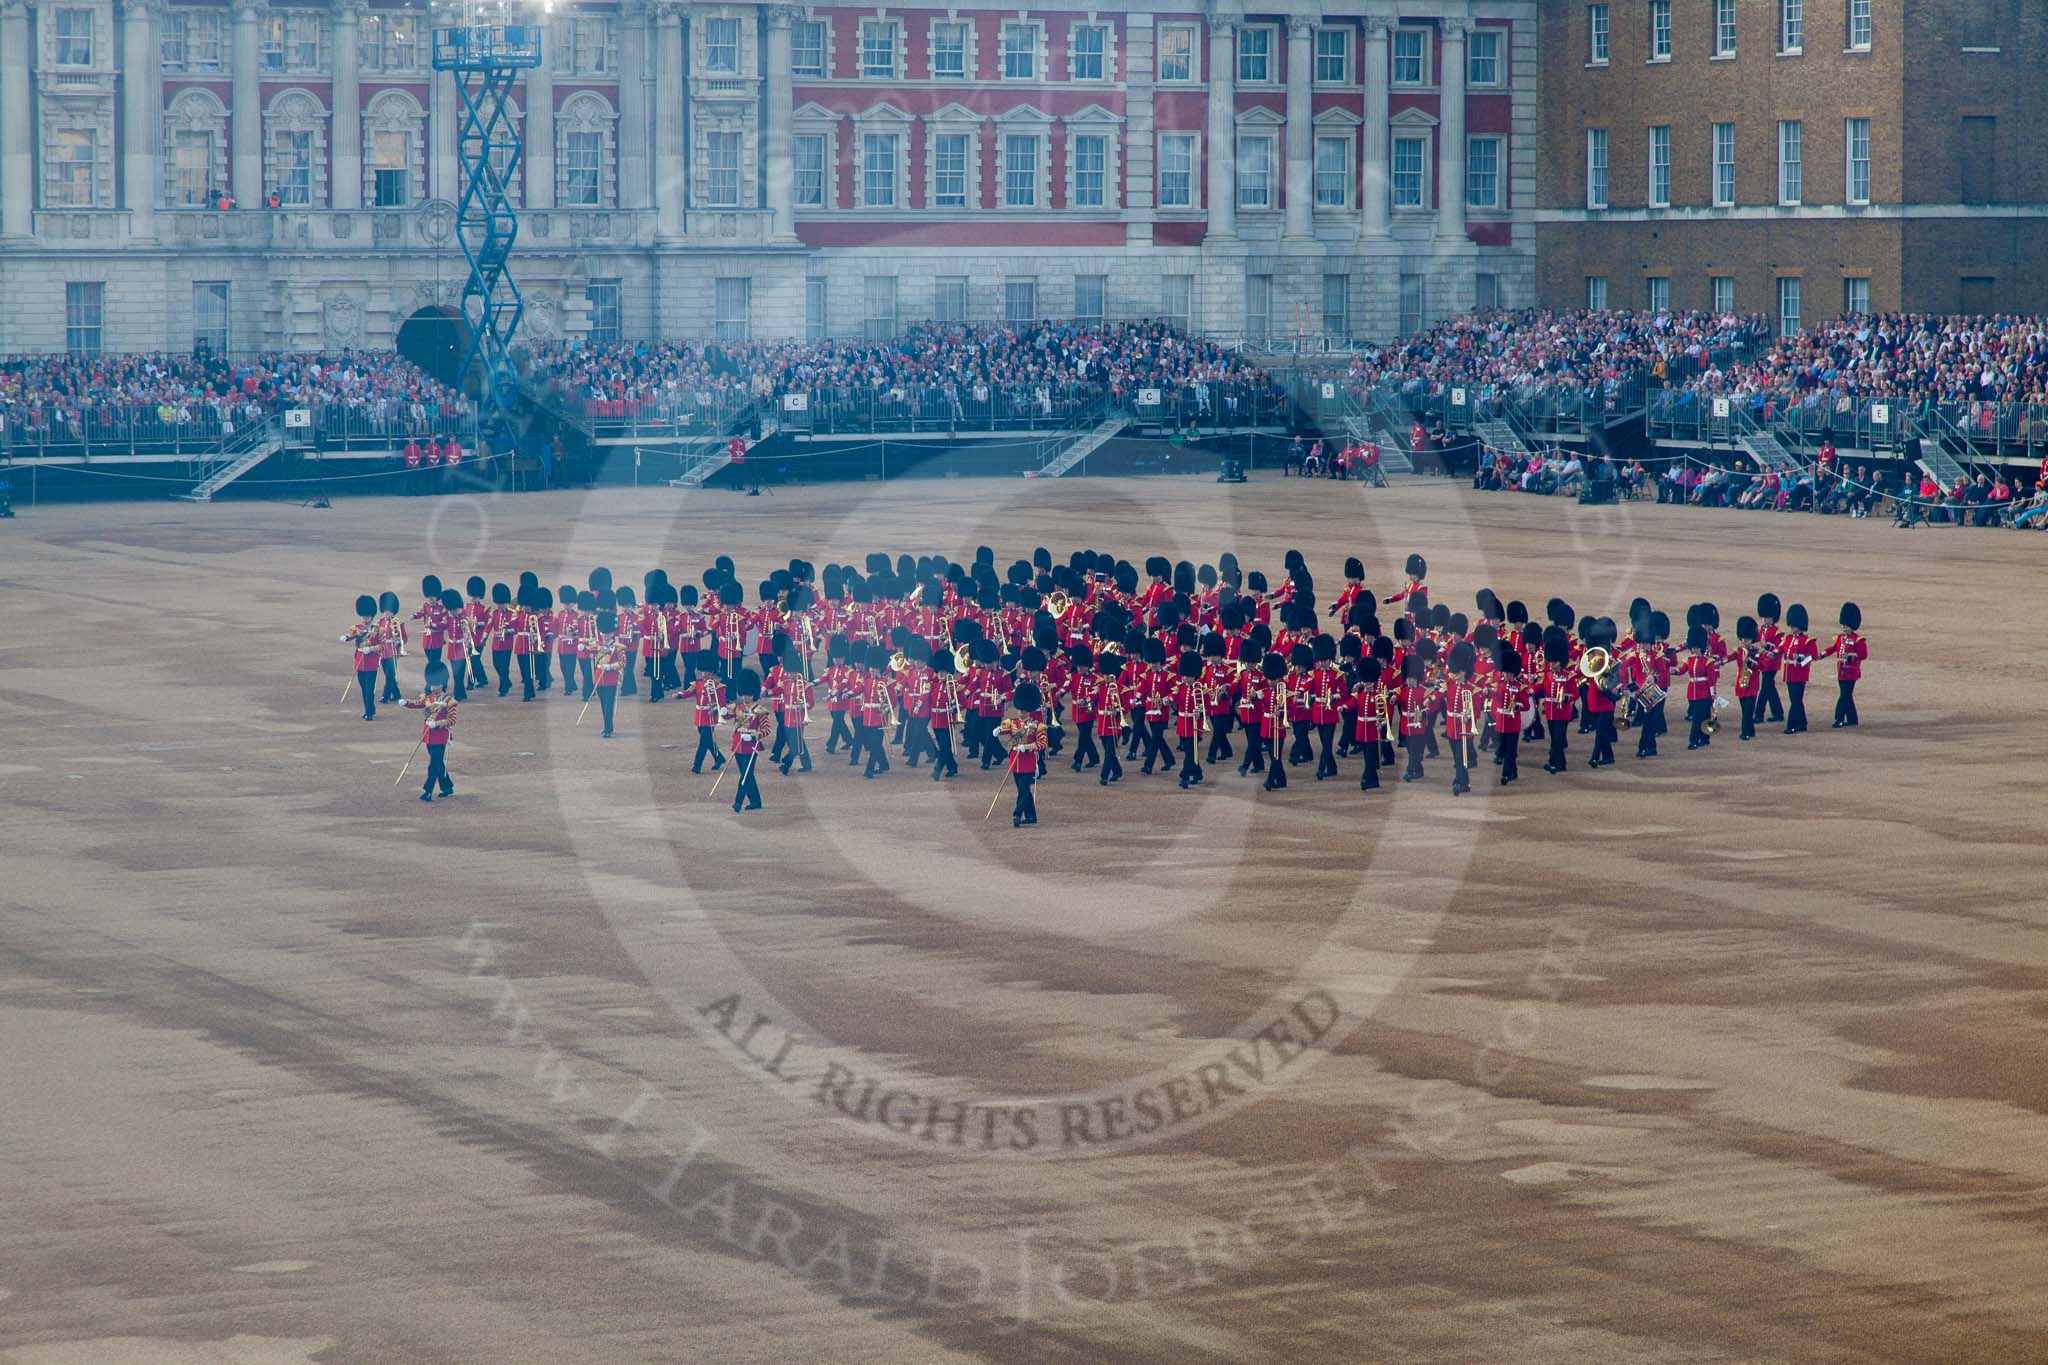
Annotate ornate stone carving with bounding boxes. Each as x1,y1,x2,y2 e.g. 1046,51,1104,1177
322,293,363,346
525,291,559,340
418,197,456,243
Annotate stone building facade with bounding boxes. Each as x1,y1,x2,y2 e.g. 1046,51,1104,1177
0,0,1538,354
1534,0,2048,326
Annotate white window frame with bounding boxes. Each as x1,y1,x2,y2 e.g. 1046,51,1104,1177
1466,134,1502,210
1847,0,1871,50
792,104,841,210
1003,278,1036,324
791,19,827,78
1586,127,1609,209
1713,0,1737,56
1647,124,1670,207
1314,133,1352,209
934,277,969,322
1467,27,1502,87
1588,4,1609,64
1712,122,1736,206
1322,274,1350,338
193,280,230,355
1392,132,1430,209
1236,132,1277,210
999,21,1041,81
714,277,751,343
927,125,975,208
1069,23,1109,82
1778,119,1802,205
859,20,901,80
1649,0,1671,61
1237,25,1276,85
1073,274,1107,325
928,19,969,79
1158,130,1198,209
1844,277,1869,315
1777,276,1802,337
1646,276,1670,312
54,8,93,66
805,277,829,342
792,132,829,207
1158,23,1198,83
859,129,904,208
1392,27,1430,86
47,126,98,208
1001,130,1043,208
569,17,616,76
863,275,898,340
1845,118,1870,205
1779,0,1802,53
1160,275,1193,331
1711,276,1735,313
1069,129,1112,209
703,130,742,208
1314,26,1350,84
704,17,741,74
1586,276,1608,311
65,281,104,356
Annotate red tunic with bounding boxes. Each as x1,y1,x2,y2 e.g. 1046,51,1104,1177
692,677,726,727
1820,631,1867,681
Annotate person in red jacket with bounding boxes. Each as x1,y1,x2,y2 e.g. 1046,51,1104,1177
1733,615,1764,740
1307,634,1347,778
1779,602,1817,733
1352,654,1393,791
1259,651,1292,791
402,664,458,801
1819,601,1867,728
924,646,959,780
998,683,1049,826
1539,628,1575,772
1092,650,1129,786
726,669,768,813
1680,625,1719,749
414,573,447,671
376,590,406,703
690,667,728,774
1396,653,1431,782
1632,612,1674,759
1442,641,1481,796
1491,647,1527,785
342,593,382,720
439,587,471,701
591,611,627,738
1170,651,1207,789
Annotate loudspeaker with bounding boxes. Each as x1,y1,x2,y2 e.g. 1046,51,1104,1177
1579,472,1618,505
1218,452,1247,484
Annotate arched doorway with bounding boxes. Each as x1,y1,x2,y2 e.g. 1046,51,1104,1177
396,305,472,389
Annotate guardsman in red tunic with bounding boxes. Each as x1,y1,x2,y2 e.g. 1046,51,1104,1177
1754,593,1786,725
1135,639,1176,775
997,684,1050,827
857,643,894,778
1091,650,1128,785
414,574,447,671
553,583,580,696
690,666,728,773
376,590,407,703
1065,646,1100,773
774,640,815,775
1632,612,1674,759
1307,634,1347,778
1680,625,1719,749
1259,651,1292,791
342,593,382,720
1582,623,1619,767
1200,634,1237,764
1329,556,1366,621
512,581,540,702
437,587,471,701
820,635,855,754
402,663,458,801
1170,650,1207,789
591,611,627,738
1283,638,1316,767
1539,628,1575,772
482,582,512,696
727,672,769,813
1382,553,1427,606
1234,652,1270,778
1442,641,1481,796
1819,601,1867,728
1352,657,1394,791
925,646,961,779
1491,647,1528,785
1396,654,1431,782
1733,615,1765,740
1779,603,1817,733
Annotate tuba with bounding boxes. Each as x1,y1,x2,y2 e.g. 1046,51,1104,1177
1046,589,1072,621
952,643,973,672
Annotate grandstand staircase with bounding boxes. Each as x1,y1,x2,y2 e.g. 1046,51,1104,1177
1736,427,1802,476
1341,415,1413,475
668,437,734,488
174,422,283,503
1476,418,1532,465
1914,431,1971,490
1035,415,1129,478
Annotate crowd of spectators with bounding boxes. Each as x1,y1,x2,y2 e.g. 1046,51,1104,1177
0,350,467,451
524,321,1287,432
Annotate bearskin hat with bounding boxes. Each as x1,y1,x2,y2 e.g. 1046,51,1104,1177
1261,651,1289,682
1176,622,1199,651
1757,592,1782,621
1371,635,1395,663
1198,632,1225,660
1402,653,1425,681
1472,622,1497,652
423,661,450,691
466,575,487,599
1404,553,1427,581
974,639,1001,665
1247,570,1268,593
894,554,916,581
1142,637,1166,665
1500,648,1523,676
421,574,443,598
490,582,511,606
439,588,463,613
1114,562,1140,595
1506,599,1529,626
354,593,377,617
1247,622,1274,653
376,590,398,614
1069,644,1096,671
595,588,616,613
1543,626,1570,665
1702,602,1721,629
1448,640,1476,676
1649,611,1670,642
1313,633,1337,662
974,545,995,566
1448,611,1470,638
1173,562,1197,596
1344,556,1365,581
1736,615,1759,643
1198,563,1218,589
1417,637,1441,665
1096,650,1123,675
1289,641,1314,670
1145,555,1171,580
1176,650,1201,679
1339,633,1363,661
595,610,618,635
1219,602,1246,632
1010,682,1041,715
1407,590,1430,619
576,591,596,612
589,567,613,593
1839,601,1861,630
1284,548,1306,573
537,587,555,611
1784,603,1808,631
1348,601,1378,635
1393,617,1413,643
733,667,761,700
1685,624,1709,651
1020,645,1047,673
1546,597,1573,628
615,586,637,609
1521,623,1542,653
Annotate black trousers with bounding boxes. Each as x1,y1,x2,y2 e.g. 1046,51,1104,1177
517,652,535,700
535,652,553,692
357,669,378,719
492,649,512,695
1263,738,1287,790
470,650,489,687
862,724,891,776
559,654,577,695
1011,772,1038,823
1403,733,1425,779
1786,680,1808,732
1687,696,1711,746
422,742,452,796
778,723,813,774
1497,731,1520,782
692,726,725,773
1549,721,1569,769
1636,702,1665,756
448,657,469,701
597,683,617,736
1206,712,1234,762
1177,736,1203,786
380,656,402,702
1757,669,1784,722
1451,742,1470,792
1289,719,1314,766
1590,711,1617,764
1072,726,1101,770
826,711,853,753
1316,722,1338,777
580,657,595,700
732,752,763,810
1834,678,1858,726
660,652,683,694
1739,693,1757,739
1359,736,1380,789
424,644,444,670
1097,731,1124,782
929,727,957,777
903,716,932,767
619,656,636,698
1142,719,1172,772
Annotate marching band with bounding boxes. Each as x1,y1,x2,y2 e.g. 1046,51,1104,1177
342,547,1871,819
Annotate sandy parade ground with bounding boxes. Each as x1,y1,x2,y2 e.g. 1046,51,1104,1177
4,475,2048,1364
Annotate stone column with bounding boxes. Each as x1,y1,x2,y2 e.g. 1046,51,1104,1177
1436,15,1467,242
231,0,262,205
652,0,684,239
1283,14,1313,239
763,5,795,240
1359,14,1390,241
0,0,29,237
616,1,648,210
331,0,361,208
430,33,457,202
121,0,160,239
524,17,554,209
1204,16,1236,242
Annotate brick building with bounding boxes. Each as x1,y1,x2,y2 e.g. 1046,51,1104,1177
1535,0,2048,329
0,0,1537,354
